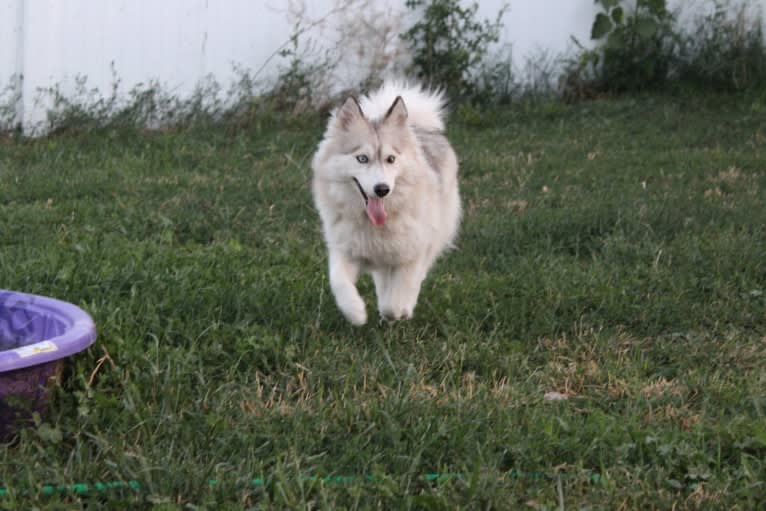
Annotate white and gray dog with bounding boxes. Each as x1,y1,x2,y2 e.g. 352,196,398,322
311,82,461,325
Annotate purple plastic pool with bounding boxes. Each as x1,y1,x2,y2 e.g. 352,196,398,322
0,290,97,440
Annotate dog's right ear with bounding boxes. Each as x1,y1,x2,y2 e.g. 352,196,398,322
334,96,364,131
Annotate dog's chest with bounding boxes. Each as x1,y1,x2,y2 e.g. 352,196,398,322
334,217,424,267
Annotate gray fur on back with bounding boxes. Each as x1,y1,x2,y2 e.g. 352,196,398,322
414,127,453,179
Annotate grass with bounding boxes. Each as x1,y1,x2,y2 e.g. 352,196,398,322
1,91,765,509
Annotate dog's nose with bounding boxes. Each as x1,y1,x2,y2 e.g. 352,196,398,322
373,183,390,197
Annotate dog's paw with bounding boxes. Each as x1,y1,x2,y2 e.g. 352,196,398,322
379,306,413,323
339,296,368,326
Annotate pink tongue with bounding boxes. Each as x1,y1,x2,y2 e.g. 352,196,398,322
366,197,387,226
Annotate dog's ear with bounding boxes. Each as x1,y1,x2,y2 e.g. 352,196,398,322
383,96,408,127
334,96,364,131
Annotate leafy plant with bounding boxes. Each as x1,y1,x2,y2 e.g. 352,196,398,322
402,0,508,100
566,0,679,95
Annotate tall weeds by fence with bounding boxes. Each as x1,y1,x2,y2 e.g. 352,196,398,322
2,0,765,134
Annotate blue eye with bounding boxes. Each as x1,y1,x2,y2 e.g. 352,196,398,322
356,154,369,164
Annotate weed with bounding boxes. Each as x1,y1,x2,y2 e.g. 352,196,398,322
0,77,22,133
678,0,766,91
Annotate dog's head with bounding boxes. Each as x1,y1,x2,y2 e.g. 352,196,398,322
318,95,412,226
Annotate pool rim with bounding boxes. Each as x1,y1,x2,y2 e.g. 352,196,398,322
0,289,97,373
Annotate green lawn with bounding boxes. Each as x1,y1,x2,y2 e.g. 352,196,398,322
1,93,765,509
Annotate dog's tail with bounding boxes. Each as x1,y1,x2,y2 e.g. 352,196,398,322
359,81,446,132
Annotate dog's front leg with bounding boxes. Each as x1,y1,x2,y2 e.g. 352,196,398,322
372,268,392,316
379,260,426,321
329,251,367,325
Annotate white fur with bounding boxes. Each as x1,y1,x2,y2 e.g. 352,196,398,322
358,81,446,131
312,81,461,325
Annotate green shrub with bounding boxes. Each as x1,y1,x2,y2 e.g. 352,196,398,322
401,0,508,100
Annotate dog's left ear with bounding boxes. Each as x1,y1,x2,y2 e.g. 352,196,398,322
384,96,408,127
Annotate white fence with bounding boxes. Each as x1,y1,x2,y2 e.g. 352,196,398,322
1,0,763,133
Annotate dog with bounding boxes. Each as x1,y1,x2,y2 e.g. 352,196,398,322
311,82,461,325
